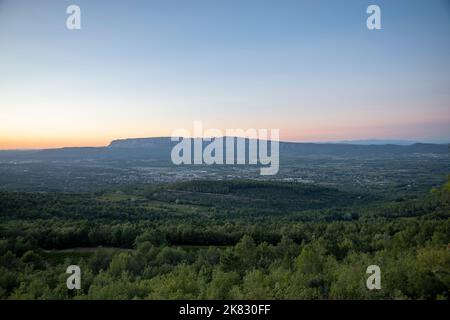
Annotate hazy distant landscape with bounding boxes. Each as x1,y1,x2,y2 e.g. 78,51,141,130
0,138,448,195
0,138,449,299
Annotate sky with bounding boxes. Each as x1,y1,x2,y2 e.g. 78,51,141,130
0,0,449,149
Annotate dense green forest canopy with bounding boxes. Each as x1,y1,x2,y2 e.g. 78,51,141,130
0,178,449,299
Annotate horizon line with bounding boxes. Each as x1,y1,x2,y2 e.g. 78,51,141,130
1,136,449,151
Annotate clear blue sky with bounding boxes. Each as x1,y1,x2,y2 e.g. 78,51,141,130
0,0,449,148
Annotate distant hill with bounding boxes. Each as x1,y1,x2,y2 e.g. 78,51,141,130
332,139,450,145
333,139,417,145
108,137,173,148
0,137,448,161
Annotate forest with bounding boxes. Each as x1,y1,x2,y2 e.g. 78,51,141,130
0,177,449,299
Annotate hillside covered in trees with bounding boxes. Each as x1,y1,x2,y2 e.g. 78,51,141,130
0,178,449,299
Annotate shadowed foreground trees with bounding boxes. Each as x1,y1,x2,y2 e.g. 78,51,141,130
0,178,449,299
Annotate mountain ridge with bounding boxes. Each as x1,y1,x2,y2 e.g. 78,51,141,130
0,137,448,161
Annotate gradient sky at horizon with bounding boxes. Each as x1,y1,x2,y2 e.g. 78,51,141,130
1,0,450,149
